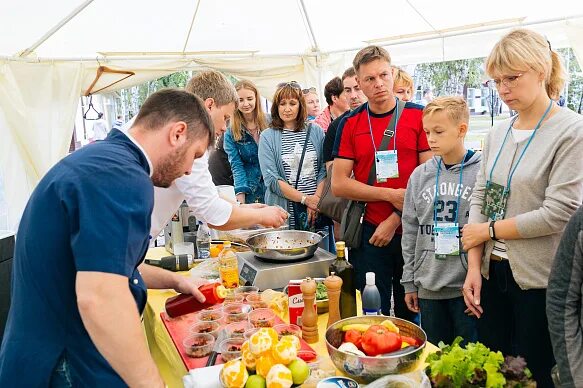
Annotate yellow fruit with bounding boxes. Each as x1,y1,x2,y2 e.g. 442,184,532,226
266,364,293,388
256,353,276,378
241,341,257,371
249,330,276,356
279,335,301,351
258,327,279,344
221,359,249,388
271,339,298,365
210,244,223,258
341,323,370,332
381,319,400,334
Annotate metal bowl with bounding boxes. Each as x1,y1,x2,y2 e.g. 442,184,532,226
325,315,427,383
245,230,326,261
316,298,329,314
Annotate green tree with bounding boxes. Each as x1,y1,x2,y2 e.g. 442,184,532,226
558,48,583,113
414,58,484,97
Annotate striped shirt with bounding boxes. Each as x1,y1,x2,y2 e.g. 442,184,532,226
281,129,318,225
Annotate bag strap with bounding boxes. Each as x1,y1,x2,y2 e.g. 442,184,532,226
293,124,313,189
366,99,406,186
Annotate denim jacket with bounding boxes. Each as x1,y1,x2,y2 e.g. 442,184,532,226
258,122,326,210
224,127,265,203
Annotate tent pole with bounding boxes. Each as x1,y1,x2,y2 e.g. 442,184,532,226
19,0,95,57
298,0,320,52
182,0,202,53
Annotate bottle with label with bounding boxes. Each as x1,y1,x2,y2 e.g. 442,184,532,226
219,241,239,288
362,272,382,315
329,241,357,319
165,282,228,318
196,221,211,259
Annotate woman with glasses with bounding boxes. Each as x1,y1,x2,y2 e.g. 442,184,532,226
224,80,269,204
461,29,583,387
259,82,333,250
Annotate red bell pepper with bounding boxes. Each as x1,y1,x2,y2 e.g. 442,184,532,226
361,325,402,356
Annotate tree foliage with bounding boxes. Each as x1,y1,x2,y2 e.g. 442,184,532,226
558,48,583,113
414,58,485,97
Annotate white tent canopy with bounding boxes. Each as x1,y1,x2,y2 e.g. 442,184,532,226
2,0,583,230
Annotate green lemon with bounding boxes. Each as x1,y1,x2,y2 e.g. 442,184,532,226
245,374,266,388
287,358,310,385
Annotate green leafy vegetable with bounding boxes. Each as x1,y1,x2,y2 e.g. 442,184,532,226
316,282,327,300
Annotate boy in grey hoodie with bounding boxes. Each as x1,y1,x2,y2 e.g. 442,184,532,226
401,97,480,345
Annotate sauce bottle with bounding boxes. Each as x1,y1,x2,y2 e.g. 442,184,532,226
165,282,228,318
219,241,239,288
329,241,357,318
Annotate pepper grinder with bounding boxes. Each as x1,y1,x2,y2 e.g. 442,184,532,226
300,277,318,343
325,273,343,329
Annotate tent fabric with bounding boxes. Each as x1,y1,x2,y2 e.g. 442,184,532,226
1,1,583,230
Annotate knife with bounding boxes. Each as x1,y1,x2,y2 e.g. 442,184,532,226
206,329,226,367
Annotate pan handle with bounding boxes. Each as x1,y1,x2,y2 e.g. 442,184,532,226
316,230,329,239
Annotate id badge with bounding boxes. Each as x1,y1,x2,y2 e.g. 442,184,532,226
375,150,399,183
434,222,460,259
482,181,509,221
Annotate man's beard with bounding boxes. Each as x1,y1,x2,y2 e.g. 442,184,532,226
151,143,190,188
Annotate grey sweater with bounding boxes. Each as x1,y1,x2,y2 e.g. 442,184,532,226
547,206,583,388
401,151,482,299
468,107,583,289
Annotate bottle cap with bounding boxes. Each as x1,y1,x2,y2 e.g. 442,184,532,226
366,272,375,285
335,241,346,252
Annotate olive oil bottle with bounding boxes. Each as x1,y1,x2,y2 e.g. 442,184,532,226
329,241,357,318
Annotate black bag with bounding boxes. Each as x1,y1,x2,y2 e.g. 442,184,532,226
290,126,331,231
340,100,405,248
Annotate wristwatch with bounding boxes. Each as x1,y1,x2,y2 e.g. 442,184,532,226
300,195,307,205
489,220,498,241
393,209,402,218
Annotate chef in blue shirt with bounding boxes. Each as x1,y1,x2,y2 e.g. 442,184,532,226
0,89,214,387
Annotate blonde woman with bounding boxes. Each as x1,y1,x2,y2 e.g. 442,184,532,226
224,80,269,204
461,29,583,386
392,66,414,102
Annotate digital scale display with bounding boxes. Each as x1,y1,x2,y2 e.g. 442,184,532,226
239,263,257,286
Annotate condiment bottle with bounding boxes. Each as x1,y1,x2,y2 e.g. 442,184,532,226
325,273,342,328
329,241,357,318
300,277,318,343
219,241,239,288
165,282,228,318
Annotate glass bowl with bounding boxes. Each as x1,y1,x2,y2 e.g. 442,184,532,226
189,321,220,339
243,327,260,340
223,303,252,324
234,286,259,300
225,321,252,339
183,333,214,358
274,323,302,339
223,294,245,304
219,337,245,362
248,308,276,328
197,309,224,324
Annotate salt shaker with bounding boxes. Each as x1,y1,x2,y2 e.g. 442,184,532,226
300,277,318,343
325,273,342,329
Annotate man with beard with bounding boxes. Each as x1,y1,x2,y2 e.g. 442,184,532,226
0,89,213,387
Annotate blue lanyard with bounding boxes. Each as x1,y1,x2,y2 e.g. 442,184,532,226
366,98,399,154
433,151,467,227
487,99,553,194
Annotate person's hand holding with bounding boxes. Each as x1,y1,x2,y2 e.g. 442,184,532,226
369,213,400,247
461,222,489,250
462,269,483,318
259,206,289,228
173,276,208,303
304,195,320,211
405,292,420,313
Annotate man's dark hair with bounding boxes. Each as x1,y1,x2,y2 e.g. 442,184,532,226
133,88,214,147
342,67,356,81
324,77,344,106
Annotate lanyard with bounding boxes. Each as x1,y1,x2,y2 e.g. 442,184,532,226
433,151,467,228
487,99,553,194
366,98,399,154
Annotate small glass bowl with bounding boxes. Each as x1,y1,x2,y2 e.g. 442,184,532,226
225,321,252,339
219,337,245,362
197,309,224,324
223,303,252,324
223,294,245,304
200,303,223,313
246,293,269,310
248,308,276,328
273,323,302,339
189,321,220,339
234,286,259,300
183,333,214,358
243,327,260,340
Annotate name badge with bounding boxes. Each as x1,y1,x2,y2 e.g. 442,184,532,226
434,222,460,259
375,150,399,183
482,181,508,221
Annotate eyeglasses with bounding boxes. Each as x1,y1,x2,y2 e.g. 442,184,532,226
302,87,317,95
277,81,301,90
491,73,524,89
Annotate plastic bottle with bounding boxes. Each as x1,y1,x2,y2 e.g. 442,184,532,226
219,241,239,288
164,282,228,318
362,272,382,315
329,241,357,318
196,221,211,259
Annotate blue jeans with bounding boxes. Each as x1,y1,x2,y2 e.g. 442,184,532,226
350,222,414,320
418,297,477,346
50,354,73,388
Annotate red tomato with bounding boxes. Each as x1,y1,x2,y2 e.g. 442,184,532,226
344,329,363,350
401,335,422,347
361,325,402,356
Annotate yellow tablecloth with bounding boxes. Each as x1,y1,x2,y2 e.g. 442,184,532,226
143,247,437,387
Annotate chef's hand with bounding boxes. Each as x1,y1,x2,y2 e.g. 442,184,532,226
173,276,208,303
259,206,289,228
369,213,400,247
461,222,489,250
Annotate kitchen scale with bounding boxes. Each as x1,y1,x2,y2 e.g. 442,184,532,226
236,248,336,291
